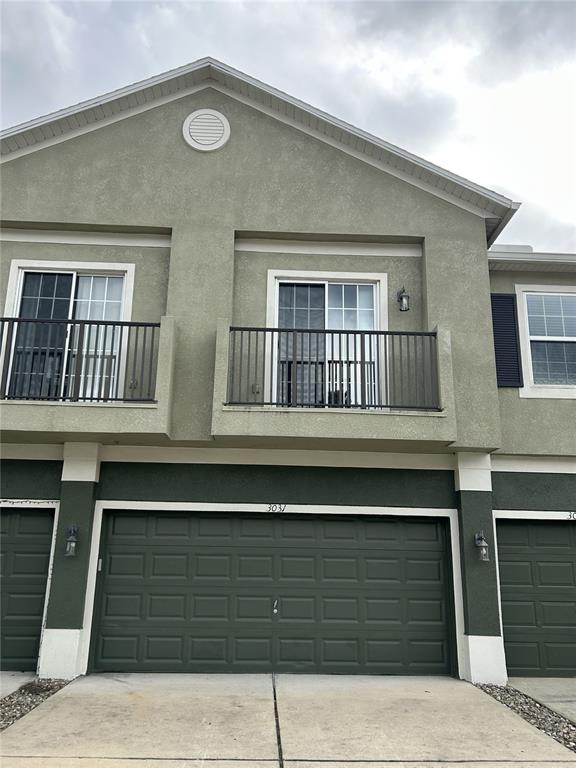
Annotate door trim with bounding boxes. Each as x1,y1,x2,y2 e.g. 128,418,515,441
492,508,575,668
83,501,463,678
0,499,59,674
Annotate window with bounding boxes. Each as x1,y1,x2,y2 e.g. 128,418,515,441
267,270,387,407
516,285,576,399
3,261,134,401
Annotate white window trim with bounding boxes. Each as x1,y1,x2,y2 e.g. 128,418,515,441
266,270,388,331
4,259,135,322
515,283,576,399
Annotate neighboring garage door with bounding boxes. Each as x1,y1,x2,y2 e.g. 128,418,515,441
0,508,54,671
92,512,454,674
498,520,576,677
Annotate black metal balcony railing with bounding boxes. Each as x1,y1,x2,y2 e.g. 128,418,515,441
227,327,440,411
0,318,160,403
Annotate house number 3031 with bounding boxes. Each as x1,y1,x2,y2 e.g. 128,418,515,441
267,504,287,513
568,511,576,520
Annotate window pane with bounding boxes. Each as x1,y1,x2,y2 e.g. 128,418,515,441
91,277,106,301
294,309,308,328
308,309,325,329
278,308,293,328
528,315,546,336
545,315,564,336
358,285,374,309
344,310,357,329
526,294,544,315
104,302,121,321
21,273,41,298
358,310,374,330
106,277,124,301
40,274,56,298
55,275,73,299
531,341,576,385
344,285,357,309
562,295,576,316
279,284,294,309
89,301,104,321
76,277,92,300
19,298,37,318
328,284,342,308
295,285,309,309
328,309,342,329
74,301,89,320
543,295,562,315
36,299,53,319
309,284,325,309
52,299,70,320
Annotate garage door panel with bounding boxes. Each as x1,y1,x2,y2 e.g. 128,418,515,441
1,509,54,671
498,520,576,677
93,513,453,674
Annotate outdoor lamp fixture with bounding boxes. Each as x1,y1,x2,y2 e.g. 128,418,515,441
397,287,410,311
64,525,79,557
474,530,490,562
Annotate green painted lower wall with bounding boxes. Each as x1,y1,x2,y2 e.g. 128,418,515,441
457,490,501,637
0,460,63,499
45,482,96,629
97,463,457,508
492,473,576,512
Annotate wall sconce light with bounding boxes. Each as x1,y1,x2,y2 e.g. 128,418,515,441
65,525,79,557
474,530,489,562
397,287,410,311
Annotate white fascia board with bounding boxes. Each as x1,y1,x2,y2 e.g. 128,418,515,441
489,250,576,266
0,57,517,222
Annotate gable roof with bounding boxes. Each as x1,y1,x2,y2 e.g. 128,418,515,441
1,57,519,244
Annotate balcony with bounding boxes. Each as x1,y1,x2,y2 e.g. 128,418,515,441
0,316,175,438
212,322,456,448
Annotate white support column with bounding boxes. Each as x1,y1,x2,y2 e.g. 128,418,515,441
455,451,492,492
454,452,508,685
37,443,101,680
61,442,101,482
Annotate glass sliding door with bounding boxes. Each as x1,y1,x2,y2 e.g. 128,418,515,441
66,275,124,400
8,272,73,399
276,280,378,407
7,271,125,401
277,283,326,406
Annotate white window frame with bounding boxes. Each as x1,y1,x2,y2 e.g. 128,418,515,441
4,259,135,320
515,283,576,399
266,270,388,331
2,260,135,402
265,270,388,408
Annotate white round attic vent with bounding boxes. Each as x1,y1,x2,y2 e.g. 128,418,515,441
182,109,230,151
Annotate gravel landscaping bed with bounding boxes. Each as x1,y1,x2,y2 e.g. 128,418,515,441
478,683,576,754
0,678,68,731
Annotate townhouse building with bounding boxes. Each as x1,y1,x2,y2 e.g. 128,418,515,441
1,58,574,683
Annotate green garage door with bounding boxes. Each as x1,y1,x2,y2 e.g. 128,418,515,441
0,508,54,671
498,520,576,676
92,512,454,674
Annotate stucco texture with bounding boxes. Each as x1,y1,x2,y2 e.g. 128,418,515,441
490,269,576,455
0,241,169,322
1,88,500,449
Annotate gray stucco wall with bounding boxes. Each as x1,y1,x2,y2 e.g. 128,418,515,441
0,241,169,323
1,88,500,448
490,269,576,456
233,251,423,331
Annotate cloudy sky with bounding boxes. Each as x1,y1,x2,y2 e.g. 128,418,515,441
2,0,575,251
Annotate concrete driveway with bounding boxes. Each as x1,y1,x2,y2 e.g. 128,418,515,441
1,674,574,768
510,677,576,724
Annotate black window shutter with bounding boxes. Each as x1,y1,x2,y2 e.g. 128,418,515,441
491,293,524,388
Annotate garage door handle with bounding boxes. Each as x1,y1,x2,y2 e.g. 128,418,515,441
273,599,278,615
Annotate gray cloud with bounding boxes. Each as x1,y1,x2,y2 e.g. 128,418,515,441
1,1,574,251
343,1,576,85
